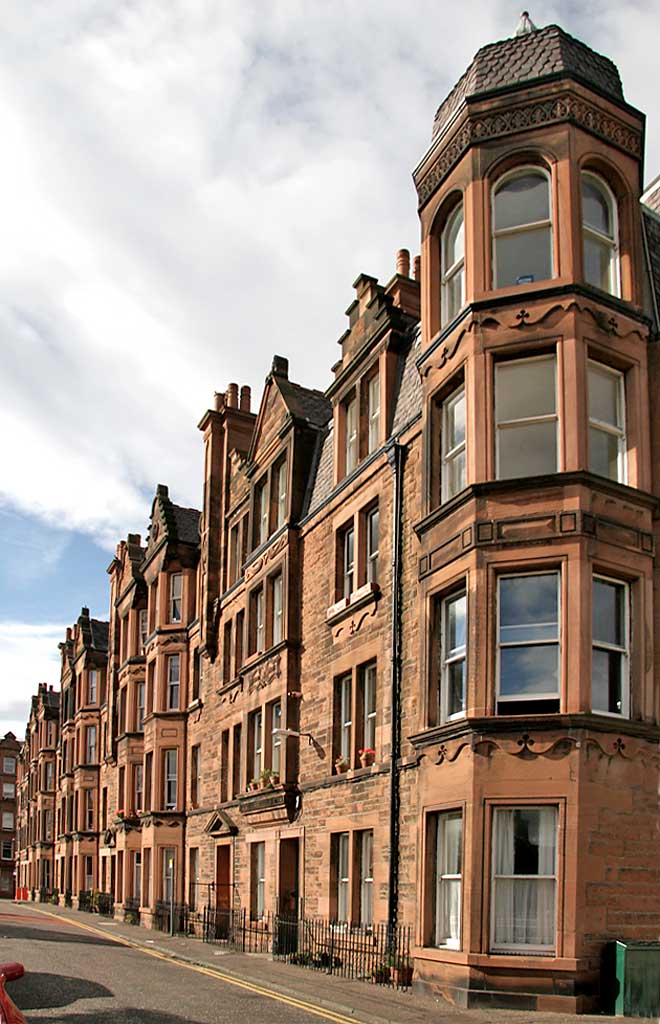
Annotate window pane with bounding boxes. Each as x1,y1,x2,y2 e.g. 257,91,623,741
500,574,558,643
584,234,613,291
494,173,549,230
589,428,619,480
442,813,462,874
495,226,552,288
497,359,555,422
444,270,464,323
446,662,465,718
447,594,466,654
445,390,465,450
589,365,621,428
592,648,623,714
499,645,558,697
498,421,557,478
444,206,464,267
582,177,612,236
494,878,556,947
593,578,624,647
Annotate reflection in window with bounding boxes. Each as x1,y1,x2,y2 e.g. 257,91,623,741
498,573,560,713
582,173,619,295
588,362,625,482
441,204,465,325
441,385,466,500
496,356,557,479
592,577,628,716
342,526,354,599
359,830,374,926
337,832,350,922
492,806,557,952
493,170,552,288
366,507,379,584
345,395,358,474
367,374,380,454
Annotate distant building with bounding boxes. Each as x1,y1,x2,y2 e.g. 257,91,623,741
15,19,660,1012
1,732,20,897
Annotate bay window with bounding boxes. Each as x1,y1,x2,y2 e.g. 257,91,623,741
341,525,354,599
441,203,465,325
272,572,283,645
170,573,183,623
345,395,358,474
359,830,374,926
495,355,557,479
491,806,557,953
592,576,629,716
582,172,619,295
493,169,553,288
336,832,350,922
251,842,266,920
163,750,177,810
367,373,380,454
274,458,287,530
588,361,626,482
497,572,560,714
436,590,466,723
366,507,379,584
167,654,180,710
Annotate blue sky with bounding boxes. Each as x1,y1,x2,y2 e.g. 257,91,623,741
1,0,659,738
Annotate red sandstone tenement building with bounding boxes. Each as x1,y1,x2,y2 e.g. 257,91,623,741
0,732,19,898
15,19,660,1012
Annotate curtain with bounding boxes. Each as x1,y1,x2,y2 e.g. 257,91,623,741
493,807,556,949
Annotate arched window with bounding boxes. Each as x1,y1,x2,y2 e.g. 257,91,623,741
581,172,619,296
441,203,464,326
492,169,553,288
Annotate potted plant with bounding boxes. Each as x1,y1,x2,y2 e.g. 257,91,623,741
334,755,349,774
248,778,260,792
358,748,375,768
260,768,279,788
388,955,413,987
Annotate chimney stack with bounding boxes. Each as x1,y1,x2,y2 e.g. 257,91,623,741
271,355,289,379
240,385,251,412
396,248,410,278
214,391,225,412
226,383,238,408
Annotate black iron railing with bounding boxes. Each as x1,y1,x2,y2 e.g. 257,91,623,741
78,890,92,912
97,892,114,917
38,887,54,904
273,917,413,990
202,907,273,953
64,890,73,908
154,901,203,936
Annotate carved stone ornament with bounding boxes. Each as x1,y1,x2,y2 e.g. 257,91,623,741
416,93,643,206
244,534,287,582
333,603,378,641
245,654,281,692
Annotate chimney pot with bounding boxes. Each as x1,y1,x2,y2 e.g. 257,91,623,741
413,255,421,281
396,248,410,277
226,383,238,408
271,355,289,379
214,391,225,412
240,385,251,412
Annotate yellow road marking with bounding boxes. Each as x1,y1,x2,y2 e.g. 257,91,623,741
14,904,366,1024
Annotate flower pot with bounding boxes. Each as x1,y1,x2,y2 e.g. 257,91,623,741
334,760,348,774
359,752,374,768
392,965,413,987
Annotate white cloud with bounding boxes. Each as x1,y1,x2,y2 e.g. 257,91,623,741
0,623,64,739
0,0,657,557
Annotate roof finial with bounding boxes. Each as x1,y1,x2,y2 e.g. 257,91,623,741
515,10,538,35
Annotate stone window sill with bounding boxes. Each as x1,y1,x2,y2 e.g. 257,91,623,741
326,583,380,627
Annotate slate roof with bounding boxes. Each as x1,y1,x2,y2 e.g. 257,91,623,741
277,378,332,428
642,208,660,331
433,24,624,139
172,504,201,545
90,619,109,652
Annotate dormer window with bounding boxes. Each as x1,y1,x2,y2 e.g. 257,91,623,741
493,169,552,288
169,573,183,623
441,203,465,325
581,172,619,296
345,395,358,474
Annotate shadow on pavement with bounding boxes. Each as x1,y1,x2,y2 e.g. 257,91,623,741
0,923,117,947
14,1011,207,1024
11,972,113,1010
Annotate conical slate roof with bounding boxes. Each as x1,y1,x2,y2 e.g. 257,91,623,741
433,24,623,140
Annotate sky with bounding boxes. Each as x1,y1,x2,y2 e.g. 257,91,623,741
1,0,659,739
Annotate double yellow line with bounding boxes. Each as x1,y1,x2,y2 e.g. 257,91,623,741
17,904,365,1024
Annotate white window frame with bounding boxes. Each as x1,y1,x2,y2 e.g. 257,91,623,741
272,573,283,645
339,675,352,762
359,830,374,927
162,847,175,902
490,805,558,954
275,459,287,530
440,591,467,722
497,571,561,707
366,507,379,585
2,783,15,799
588,361,626,484
360,662,377,752
495,354,558,480
88,670,98,704
133,850,142,902
3,758,15,776
581,171,620,297
164,750,177,810
167,654,180,711
1,812,13,831
342,526,354,599
170,573,183,623
134,763,143,812
441,202,465,326
592,575,630,718
433,810,463,949
136,681,145,731
139,609,149,651
367,373,380,454
345,394,358,474
271,700,282,776
253,841,266,920
337,832,350,923
85,788,94,831
492,166,553,289
253,709,263,780
86,725,97,763
441,384,466,502
258,478,269,545
255,588,265,653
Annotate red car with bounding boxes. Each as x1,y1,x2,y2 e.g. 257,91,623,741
0,964,26,1024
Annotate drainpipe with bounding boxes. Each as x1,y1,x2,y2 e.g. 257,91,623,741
386,441,405,940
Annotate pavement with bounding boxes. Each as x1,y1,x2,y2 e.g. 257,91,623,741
3,901,646,1024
